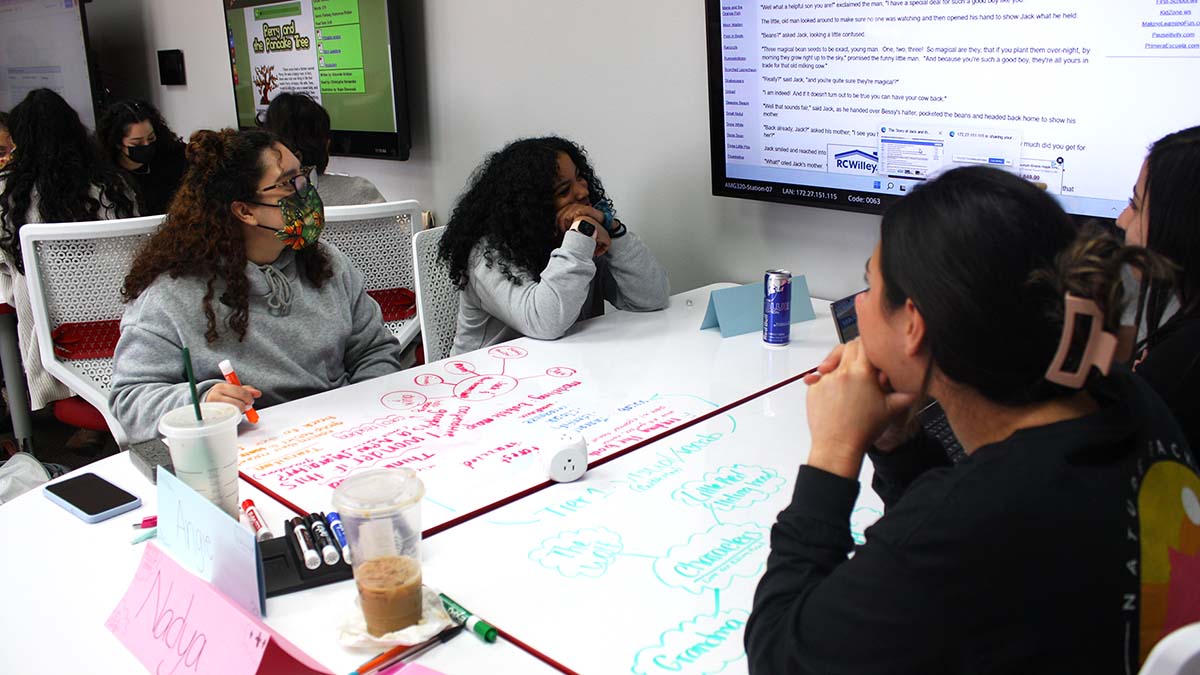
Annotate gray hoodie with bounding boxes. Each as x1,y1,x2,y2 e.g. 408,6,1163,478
110,241,404,444
450,229,671,355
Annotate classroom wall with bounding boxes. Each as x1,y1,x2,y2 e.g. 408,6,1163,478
86,0,879,300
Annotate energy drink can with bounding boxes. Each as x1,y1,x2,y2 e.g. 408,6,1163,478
763,269,792,347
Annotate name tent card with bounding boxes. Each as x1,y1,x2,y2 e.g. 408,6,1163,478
157,466,265,617
106,543,333,675
700,276,816,338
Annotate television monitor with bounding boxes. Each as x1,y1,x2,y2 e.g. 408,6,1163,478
0,0,97,128
222,0,411,160
705,1,1199,218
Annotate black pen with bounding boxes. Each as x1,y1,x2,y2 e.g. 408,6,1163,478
363,625,464,675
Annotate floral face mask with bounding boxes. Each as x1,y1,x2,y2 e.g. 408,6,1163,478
250,166,325,249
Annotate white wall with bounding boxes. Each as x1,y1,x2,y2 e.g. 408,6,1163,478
86,0,881,299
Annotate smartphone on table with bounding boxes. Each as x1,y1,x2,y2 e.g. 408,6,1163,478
829,291,967,463
43,473,142,523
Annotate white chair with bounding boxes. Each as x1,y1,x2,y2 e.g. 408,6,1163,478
322,200,422,351
1140,622,1200,675
411,226,458,364
20,215,165,449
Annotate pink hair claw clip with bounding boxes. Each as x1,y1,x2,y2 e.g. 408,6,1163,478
1045,294,1119,389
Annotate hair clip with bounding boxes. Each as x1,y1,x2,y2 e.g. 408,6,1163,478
1045,294,1119,388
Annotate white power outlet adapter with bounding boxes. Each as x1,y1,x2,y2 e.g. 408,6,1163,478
539,431,588,482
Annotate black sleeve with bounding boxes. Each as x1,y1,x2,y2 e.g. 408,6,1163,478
1134,321,1200,457
746,466,946,674
868,431,952,508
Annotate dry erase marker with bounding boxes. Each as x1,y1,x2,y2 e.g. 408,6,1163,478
290,517,321,569
307,512,340,565
130,527,157,545
218,359,259,423
241,499,273,542
440,593,497,642
326,511,351,564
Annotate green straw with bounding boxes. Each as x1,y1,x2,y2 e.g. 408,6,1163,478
182,347,203,421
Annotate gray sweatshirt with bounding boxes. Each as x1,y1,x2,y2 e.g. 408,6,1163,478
110,241,404,444
313,172,387,207
450,229,671,355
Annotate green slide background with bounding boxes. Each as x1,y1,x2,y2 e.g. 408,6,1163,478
227,0,396,133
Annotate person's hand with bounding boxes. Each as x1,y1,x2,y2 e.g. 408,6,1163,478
556,202,605,233
590,220,611,257
805,339,917,478
205,382,261,411
563,216,611,257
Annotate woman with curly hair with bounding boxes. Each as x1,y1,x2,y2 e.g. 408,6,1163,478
440,136,670,355
0,88,137,412
109,128,404,444
96,98,187,215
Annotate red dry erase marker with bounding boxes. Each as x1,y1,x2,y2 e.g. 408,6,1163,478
241,499,273,542
218,359,259,423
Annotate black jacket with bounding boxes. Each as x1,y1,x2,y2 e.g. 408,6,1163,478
746,369,1199,674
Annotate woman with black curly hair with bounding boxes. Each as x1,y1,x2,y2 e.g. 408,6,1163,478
109,128,404,444
441,136,670,355
96,98,188,215
0,88,137,412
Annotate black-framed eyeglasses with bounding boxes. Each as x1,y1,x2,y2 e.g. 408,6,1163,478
258,165,314,196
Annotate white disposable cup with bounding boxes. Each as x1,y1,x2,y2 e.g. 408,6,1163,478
332,468,425,635
158,402,242,518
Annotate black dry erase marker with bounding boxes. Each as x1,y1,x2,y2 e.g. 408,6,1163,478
307,513,340,565
291,517,320,570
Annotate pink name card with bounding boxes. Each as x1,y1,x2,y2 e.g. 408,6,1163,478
106,543,332,675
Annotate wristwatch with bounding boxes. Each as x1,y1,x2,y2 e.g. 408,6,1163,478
571,220,596,237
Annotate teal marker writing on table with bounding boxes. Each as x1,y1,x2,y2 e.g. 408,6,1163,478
439,593,497,642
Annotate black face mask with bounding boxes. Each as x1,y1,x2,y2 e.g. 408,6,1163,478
126,142,156,165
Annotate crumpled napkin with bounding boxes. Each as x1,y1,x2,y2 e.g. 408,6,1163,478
338,586,454,649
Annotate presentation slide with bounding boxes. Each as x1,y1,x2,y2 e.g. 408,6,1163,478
0,0,95,128
711,0,1200,218
224,0,397,134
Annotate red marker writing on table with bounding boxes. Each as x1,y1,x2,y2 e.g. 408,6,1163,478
218,359,259,423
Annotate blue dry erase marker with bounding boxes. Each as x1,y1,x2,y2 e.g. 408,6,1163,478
326,511,351,564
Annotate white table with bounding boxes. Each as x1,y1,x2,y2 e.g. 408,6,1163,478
0,284,844,674
234,284,838,532
0,456,557,675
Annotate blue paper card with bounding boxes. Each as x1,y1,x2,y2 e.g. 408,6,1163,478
156,466,266,617
700,275,816,338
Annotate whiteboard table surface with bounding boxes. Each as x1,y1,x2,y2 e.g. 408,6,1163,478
418,377,885,675
0,453,554,675
235,283,838,532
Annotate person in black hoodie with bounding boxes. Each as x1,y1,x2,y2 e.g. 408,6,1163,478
1117,125,1200,452
95,99,187,215
746,166,1200,674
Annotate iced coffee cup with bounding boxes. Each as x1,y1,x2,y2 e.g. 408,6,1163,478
158,402,242,518
332,468,425,636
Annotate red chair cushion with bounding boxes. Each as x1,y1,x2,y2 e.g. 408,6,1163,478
51,320,121,360
366,288,416,323
0,303,15,315
53,396,109,432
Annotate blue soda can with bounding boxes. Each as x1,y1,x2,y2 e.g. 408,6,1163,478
763,269,792,347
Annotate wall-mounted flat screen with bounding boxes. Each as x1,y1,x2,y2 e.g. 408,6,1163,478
222,0,411,160
706,0,1199,217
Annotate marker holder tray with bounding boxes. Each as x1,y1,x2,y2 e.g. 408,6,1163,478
260,518,353,598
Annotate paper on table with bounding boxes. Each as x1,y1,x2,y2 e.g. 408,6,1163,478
105,542,332,675
700,275,816,338
156,466,265,617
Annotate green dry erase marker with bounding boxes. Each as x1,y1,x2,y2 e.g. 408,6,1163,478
439,593,497,642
